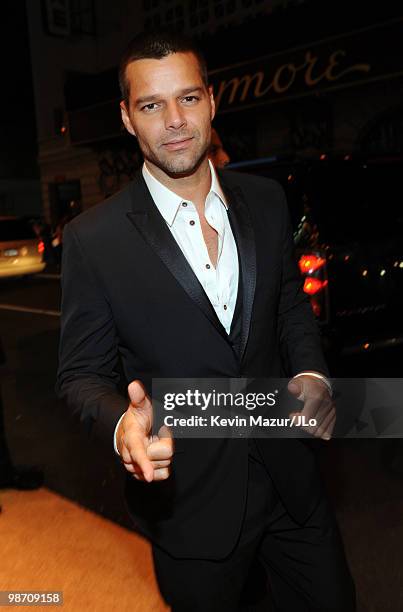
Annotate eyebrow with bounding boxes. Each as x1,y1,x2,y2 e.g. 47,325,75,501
134,86,204,108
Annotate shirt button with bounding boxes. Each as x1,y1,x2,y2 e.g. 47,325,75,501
206,264,211,269
189,220,195,226
182,202,188,207
223,304,227,310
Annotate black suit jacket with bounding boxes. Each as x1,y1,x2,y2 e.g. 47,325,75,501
56,168,329,559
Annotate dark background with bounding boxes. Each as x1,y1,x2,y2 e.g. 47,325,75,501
1,2,403,611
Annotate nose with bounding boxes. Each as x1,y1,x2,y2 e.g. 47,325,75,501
164,101,187,131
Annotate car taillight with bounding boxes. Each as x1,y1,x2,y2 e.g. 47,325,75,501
38,241,45,254
303,277,328,295
298,252,329,321
298,254,326,274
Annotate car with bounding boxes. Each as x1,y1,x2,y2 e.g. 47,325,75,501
228,156,403,358
0,216,46,278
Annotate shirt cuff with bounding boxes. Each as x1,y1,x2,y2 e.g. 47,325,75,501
292,371,332,396
113,413,126,456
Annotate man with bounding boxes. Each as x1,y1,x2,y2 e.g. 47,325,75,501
209,127,230,168
57,31,355,611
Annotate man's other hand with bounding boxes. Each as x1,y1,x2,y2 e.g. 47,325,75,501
287,375,336,440
116,380,174,482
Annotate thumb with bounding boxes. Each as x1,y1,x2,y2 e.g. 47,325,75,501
128,379,148,407
127,380,153,431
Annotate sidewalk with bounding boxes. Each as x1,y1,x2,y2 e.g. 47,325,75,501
0,488,168,612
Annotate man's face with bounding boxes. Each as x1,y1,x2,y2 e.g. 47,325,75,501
120,52,215,177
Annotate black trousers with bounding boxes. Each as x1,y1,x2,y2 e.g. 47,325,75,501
152,449,356,612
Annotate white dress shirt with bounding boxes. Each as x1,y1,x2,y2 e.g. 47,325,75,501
113,162,331,454
142,159,239,333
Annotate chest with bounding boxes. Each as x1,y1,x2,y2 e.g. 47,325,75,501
198,213,219,266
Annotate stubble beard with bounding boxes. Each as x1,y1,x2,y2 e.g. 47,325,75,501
142,131,210,177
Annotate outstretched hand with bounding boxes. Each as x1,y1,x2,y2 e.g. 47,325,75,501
116,380,174,482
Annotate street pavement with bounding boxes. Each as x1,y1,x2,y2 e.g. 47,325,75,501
0,273,129,528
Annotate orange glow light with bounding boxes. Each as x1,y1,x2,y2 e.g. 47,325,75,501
299,254,326,274
303,278,328,295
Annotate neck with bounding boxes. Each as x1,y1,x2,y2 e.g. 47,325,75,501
144,157,212,205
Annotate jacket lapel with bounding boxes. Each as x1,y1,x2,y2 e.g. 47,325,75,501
126,172,229,343
218,173,257,362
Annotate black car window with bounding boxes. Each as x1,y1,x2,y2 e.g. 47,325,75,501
240,160,403,245
309,163,403,243
0,220,37,241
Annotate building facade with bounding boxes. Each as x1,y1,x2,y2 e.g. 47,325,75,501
26,0,403,222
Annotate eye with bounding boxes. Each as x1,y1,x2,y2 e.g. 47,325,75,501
141,103,159,112
182,95,199,104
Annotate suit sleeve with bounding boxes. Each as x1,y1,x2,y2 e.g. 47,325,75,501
56,222,128,445
276,185,329,378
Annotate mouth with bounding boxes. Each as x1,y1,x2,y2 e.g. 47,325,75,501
162,137,194,151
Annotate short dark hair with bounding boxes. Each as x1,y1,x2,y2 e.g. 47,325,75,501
118,30,209,104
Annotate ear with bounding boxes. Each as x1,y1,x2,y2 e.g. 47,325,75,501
120,101,136,137
208,85,216,122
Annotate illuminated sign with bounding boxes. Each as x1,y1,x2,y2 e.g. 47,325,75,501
209,19,403,113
